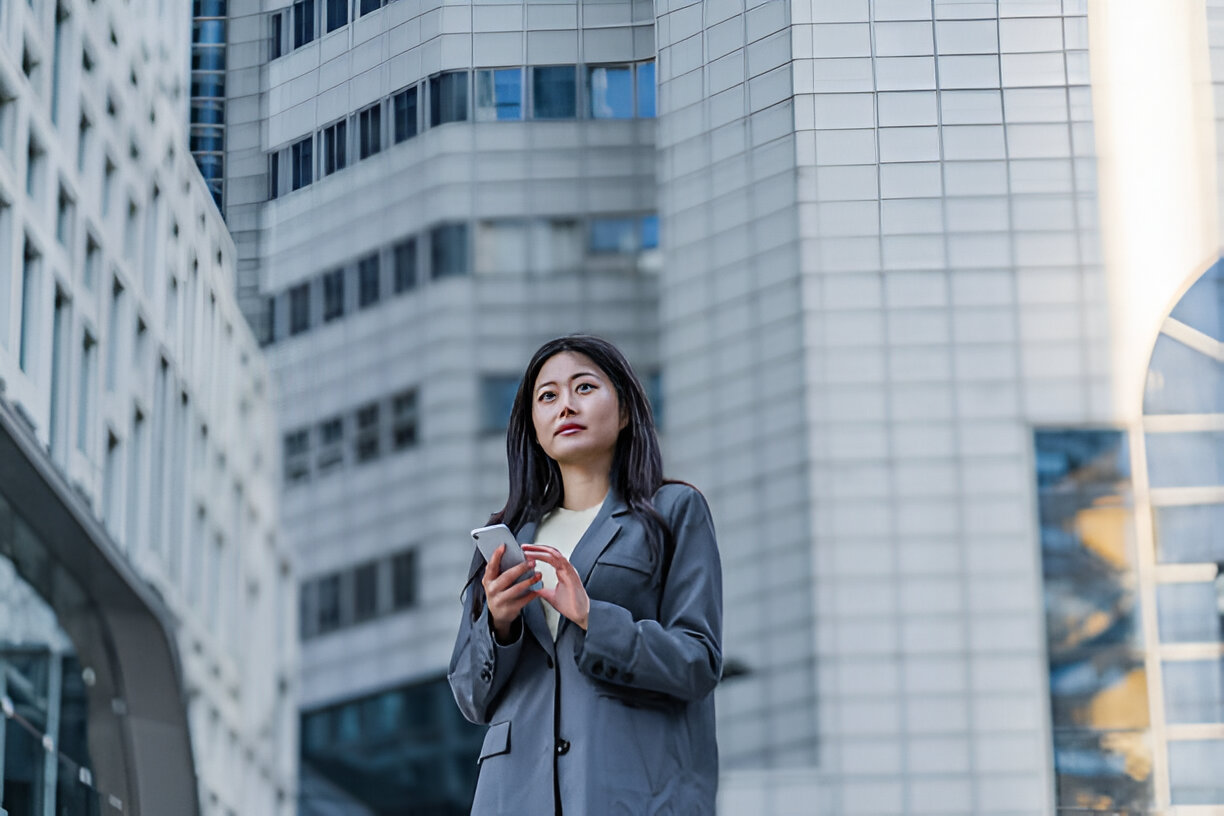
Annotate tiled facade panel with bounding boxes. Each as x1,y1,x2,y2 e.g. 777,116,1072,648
656,0,819,771
790,0,1103,813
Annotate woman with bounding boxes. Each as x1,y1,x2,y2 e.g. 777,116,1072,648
448,335,723,815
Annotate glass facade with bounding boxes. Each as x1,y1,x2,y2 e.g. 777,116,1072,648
191,4,226,210
1035,430,1153,812
1036,260,1224,811
1142,258,1224,808
301,677,482,815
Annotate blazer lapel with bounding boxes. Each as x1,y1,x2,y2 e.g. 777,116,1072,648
555,491,629,639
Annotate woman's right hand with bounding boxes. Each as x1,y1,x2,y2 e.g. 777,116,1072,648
482,545,540,643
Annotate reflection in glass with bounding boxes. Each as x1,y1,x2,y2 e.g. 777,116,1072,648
301,677,483,815
192,20,225,45
1034,430,1153,812
475,69,522,121
636,60,656,117
191,47,225,72
590,218,637,253
589,66,633,119
430,71,468,127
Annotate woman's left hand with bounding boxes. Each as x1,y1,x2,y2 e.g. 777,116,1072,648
521,544,590,630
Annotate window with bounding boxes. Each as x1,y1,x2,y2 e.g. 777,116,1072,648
283,429,309,482
358,254,379,308
391,550,417,609
357,104,380,160
475,68,522,121
529,219,582,274
291,136,312,190
317,416,343,471
392,389,417,449
321,119,346,176
590,218,638,253
56,185,74,247
293,0,315,49
532,66,576,119
105,278,124,392
26,137,45,201
429,71,468,127
636,60,656,117
325,0,346,32
268,150,280,199
359,0,381,14
77,114,91,172
354,403,380,462
475,221,528,275
102,156,115,215
353,562,378,623
641,214,659,250
430,223,468,279
646,371,663,427
1034,430,1152,811
83,234,100,291
392,87,418,143
481,375,520,433
264,295,276,345
20,241,39,376
322,268,344,321
289,282,310,335
77,331,97,454
316,574,340,634
270,11,284,59
588,65,632,119
393,238,416,293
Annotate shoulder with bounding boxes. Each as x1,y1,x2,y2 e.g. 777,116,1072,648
652,482,713,527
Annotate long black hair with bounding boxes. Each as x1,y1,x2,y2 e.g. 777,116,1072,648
489,334,675,567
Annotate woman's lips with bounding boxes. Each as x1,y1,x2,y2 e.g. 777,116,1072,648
557,424,585,436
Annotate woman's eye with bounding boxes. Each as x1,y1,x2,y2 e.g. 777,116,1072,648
576,382,594,393
538,391,555,402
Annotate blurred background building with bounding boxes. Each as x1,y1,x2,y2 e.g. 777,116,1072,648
187,0,1224,814
0,0,298,814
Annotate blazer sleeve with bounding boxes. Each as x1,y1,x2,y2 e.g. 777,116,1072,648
447,548,525,724
574,485,723,701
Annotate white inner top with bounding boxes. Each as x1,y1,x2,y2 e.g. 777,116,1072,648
532,498,605,640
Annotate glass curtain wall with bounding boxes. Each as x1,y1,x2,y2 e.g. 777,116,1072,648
191,0,227,211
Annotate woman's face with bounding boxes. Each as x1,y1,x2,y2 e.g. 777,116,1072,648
531,351,627,468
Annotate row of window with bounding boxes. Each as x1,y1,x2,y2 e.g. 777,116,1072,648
271,0,399,59
299,547,417,640
267,61,656,199
282,389,418,483
191,9,227,210
264,213,658,344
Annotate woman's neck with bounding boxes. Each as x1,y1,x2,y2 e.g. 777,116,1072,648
558,465,610,511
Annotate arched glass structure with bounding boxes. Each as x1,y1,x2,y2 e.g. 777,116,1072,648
1140,258,1224,806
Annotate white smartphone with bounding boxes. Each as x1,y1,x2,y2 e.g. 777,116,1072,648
471,523,542,591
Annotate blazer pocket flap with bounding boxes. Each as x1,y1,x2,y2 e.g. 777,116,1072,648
478,721,511,763
596,547,654,575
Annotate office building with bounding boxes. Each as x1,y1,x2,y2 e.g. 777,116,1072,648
0,0,297,813
225,0,1224,813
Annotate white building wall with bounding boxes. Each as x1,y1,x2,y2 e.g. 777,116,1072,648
657,0,1111,813
0,0,297,813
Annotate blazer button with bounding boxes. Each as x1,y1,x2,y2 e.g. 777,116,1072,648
556,739,571,756
591,660,604,674
606,666,618,680
479,669,492,683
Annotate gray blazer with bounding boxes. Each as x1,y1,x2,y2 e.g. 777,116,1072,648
448,483,723,815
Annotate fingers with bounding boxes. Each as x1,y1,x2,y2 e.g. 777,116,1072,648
486,544,505,579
